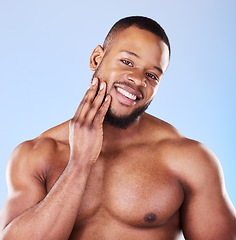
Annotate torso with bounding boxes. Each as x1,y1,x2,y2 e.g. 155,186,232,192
38,113,188,239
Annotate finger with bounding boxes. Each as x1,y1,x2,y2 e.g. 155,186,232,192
77,79,105,123
73,78,99,121
93,95,111,126
85,81,107,123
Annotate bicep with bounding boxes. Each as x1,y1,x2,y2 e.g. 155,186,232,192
0,142,47,230
181,187,235,239
180,148,236,239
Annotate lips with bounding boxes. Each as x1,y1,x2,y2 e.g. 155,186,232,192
114,83,143,106
116,87,137,100
114,83,143,100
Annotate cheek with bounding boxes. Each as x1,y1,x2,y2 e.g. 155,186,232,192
103,67,125,88
146,85,159,100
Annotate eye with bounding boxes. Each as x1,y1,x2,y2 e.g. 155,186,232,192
146,73,159,82
121,59,133,67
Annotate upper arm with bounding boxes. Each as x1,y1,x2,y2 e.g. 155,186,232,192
180,143,236,240
0,141,48,230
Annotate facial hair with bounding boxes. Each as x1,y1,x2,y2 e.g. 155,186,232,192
104,100,151,129
92,55,151,129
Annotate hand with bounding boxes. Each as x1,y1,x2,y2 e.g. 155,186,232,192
69,78,111,166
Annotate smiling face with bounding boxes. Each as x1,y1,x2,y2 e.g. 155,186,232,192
90,26,169,128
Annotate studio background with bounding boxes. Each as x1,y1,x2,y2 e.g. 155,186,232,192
0,1,235,237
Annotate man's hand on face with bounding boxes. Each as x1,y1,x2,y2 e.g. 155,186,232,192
69,78,111,166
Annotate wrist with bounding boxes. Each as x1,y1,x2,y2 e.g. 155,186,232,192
68,155,93,173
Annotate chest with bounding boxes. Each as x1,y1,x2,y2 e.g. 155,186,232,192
71,146,184,228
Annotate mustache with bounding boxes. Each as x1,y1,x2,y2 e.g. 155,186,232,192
113,81,144,99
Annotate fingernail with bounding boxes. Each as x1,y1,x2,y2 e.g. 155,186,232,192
92,78,97,85
105,95,110,101
100,82,105,90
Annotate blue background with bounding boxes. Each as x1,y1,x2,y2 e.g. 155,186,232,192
0,1,235,237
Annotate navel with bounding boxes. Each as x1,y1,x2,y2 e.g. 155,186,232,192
144,213,157,223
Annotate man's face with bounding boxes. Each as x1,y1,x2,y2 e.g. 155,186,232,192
91,26,169,128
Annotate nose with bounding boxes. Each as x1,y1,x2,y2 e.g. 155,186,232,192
126,70,147,88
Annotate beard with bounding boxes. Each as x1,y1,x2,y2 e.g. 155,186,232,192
92,56,152,129
104,101,151,129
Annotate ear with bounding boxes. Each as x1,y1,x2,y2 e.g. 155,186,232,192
90,45,104,71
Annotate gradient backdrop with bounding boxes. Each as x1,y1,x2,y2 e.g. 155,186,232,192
0,0,235,237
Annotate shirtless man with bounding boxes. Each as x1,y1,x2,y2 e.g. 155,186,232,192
0,16,235,240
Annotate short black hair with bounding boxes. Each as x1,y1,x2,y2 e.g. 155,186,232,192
103,16,171,58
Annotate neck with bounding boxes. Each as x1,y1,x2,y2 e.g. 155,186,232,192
102,115,143,151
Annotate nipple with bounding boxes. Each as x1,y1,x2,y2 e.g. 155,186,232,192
144,213,157,223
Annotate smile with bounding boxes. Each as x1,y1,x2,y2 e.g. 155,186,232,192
116,87,137,100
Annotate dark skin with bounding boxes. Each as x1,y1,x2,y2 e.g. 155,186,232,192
0,26,235,240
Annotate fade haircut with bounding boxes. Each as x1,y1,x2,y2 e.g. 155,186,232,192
103,16,171,58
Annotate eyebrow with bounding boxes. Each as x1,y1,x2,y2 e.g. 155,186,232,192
121,50,140,58
121,50,163,74
154,66,163,74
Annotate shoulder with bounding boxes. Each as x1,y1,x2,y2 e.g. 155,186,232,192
7,137,58,185
157,129,223,190
171,138,221,184
158,132,225,200
143,113,223,188
7,120,70,182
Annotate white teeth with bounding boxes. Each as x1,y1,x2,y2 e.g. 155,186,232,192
117,87,137,100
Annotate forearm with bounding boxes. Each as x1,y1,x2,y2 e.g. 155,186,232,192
2,160,92,240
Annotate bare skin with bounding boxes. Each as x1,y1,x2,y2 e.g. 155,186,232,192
0,26,235,240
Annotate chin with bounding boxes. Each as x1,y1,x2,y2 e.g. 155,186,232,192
104,100,151,129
